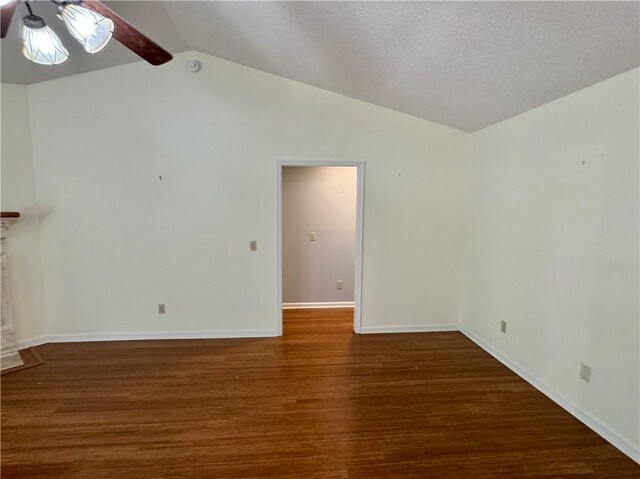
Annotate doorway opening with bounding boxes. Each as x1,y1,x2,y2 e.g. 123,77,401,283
276,161,364,336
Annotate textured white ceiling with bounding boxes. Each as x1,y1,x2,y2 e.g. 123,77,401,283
2,1,639,131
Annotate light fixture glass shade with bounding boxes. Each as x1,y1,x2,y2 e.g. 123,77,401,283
60,4,114,54
22,15,69,65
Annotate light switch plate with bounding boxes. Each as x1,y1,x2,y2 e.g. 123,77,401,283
250,240,257,251
580,363,592,383
310,232,317,242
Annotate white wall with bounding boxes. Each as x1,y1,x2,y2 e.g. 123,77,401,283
19,51,468,338
462,69,639,452
282,166,357,304
0,84,46,343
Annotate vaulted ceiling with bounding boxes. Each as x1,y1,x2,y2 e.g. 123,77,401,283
2,1,638,131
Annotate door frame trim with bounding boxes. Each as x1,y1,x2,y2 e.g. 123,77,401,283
276,160,365,336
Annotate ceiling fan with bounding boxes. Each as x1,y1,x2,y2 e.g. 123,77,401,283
0,0,172,66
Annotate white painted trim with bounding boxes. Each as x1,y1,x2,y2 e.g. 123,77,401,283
16,336,48,349
276,160,365,336
17,330,277,347
360,324,458,334
460,326,640,464
276,162,283,336
353,163,365,334
283,302,354,310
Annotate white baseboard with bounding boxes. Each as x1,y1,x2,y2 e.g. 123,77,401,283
17,330,277,347
283,302,354,310
460,326,640,464
360,324,458,334
16,336,48,349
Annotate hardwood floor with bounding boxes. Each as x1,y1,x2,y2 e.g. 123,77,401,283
2,308,638,478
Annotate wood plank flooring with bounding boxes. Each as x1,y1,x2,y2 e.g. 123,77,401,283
2,308,638,478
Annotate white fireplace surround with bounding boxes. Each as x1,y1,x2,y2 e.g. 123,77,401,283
1,213,23,370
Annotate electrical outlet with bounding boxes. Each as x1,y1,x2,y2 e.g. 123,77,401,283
336,280,343,290
310,232,317,242
158,304,166,314
250,240,257,251
580,363,592,383
500,320,507,333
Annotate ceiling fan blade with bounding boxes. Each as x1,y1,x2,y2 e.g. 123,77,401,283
1,0,18,39
81,0,173,66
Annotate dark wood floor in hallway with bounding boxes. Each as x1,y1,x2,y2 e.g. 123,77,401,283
2,308,638,478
